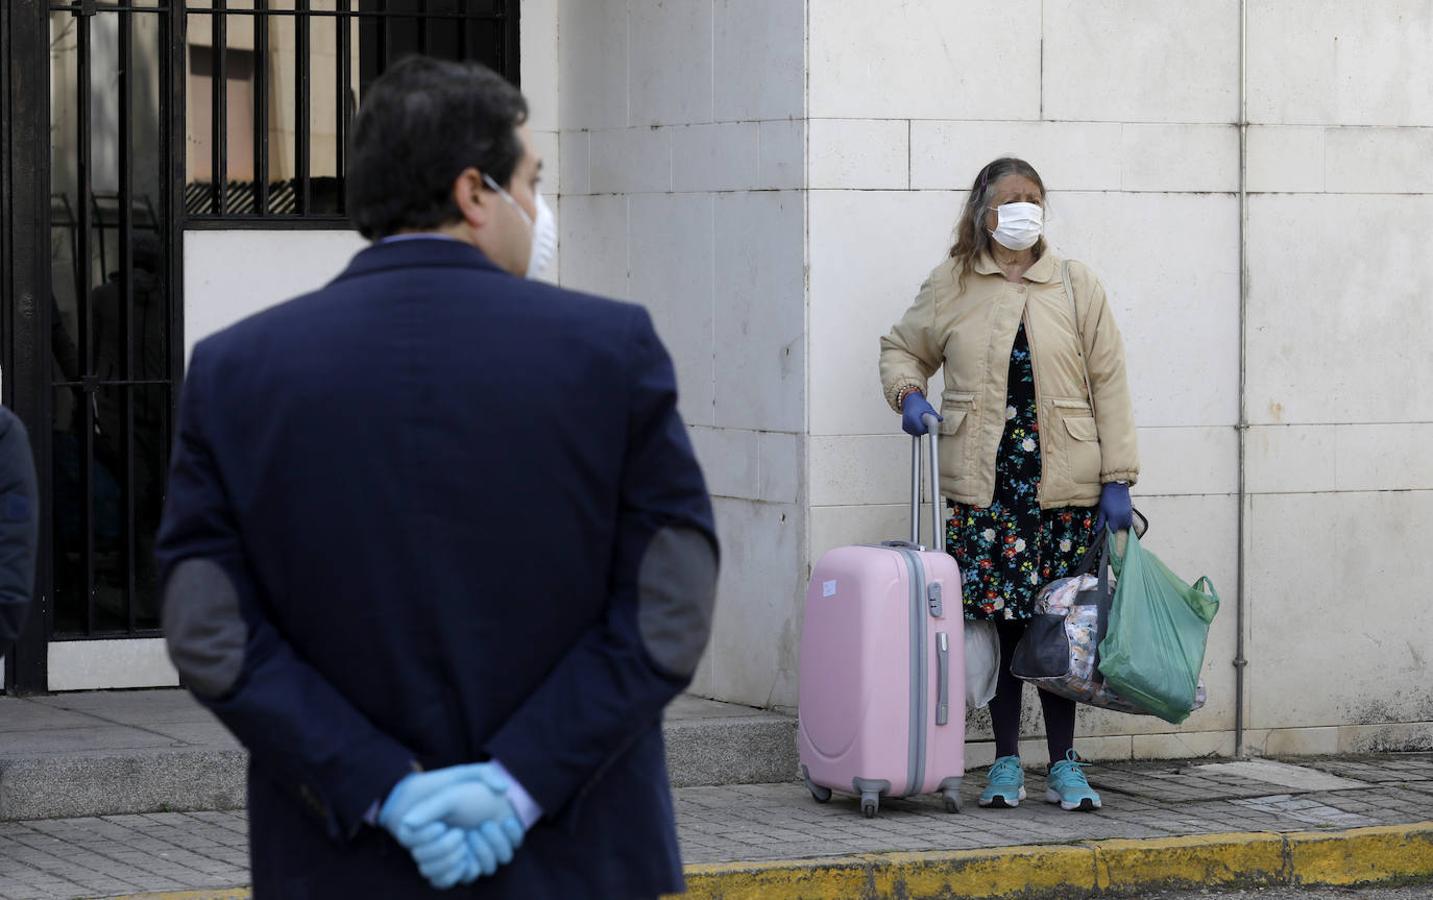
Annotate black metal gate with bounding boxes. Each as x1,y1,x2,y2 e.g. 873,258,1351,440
46,0,183,655
3,0,519,693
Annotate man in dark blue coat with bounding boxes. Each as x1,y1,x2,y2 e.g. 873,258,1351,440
0,406,38,657
157,56,718,898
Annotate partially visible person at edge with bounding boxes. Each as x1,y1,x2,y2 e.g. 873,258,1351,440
0,405,38,658
878,157,1139,814
156,56,718,898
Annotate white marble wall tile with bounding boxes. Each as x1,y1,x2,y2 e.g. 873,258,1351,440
808,434,909,507
589,127,672,194
629,0,714,127
1334,424,1433,493
1246,126,1325,194
713,191,806,433
556,194,627,299
707,499,805,708
910,121,1123,193
808,0,1042,121
808,503,909,562
1247,0,1433,126
559,130,591,196
1043,0,1240,124
557,0,627,131
688,426,760,500
1245,425,1337,495
1246,194,1433,424
1247,491,1433,731
1135,426,1238,498
807,119,909,191
672,123,761,193
519,0,560,132
1323,127,1433,194
808,190,963,437
628,193,716,426
1120,124,1239,193
758,432,802,505
714,0,805,122
758,120,805,191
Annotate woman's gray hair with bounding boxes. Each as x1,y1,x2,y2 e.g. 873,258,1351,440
949,157,1048,288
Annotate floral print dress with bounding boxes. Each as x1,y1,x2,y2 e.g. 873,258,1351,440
945,323,1099,621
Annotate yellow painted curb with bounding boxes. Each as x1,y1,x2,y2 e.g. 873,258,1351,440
1090,832,1285,892
674,822,1433,900
1287,823,1433,887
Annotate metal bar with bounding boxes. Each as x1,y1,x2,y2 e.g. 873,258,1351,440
212,0,227,214
166,1,184,505
503,0,519,84
296,0,309,214
76,6,95,636
336,0,350,215
120,7,137,631
255,0,269,213
1234,0,1251,760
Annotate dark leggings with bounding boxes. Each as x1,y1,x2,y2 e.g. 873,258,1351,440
991,619,1076,765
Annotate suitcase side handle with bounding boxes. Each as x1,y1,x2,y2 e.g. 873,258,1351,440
909,414,944,550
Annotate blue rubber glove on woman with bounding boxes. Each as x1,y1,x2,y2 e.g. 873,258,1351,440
900,392,942,437
1095,482,1133,532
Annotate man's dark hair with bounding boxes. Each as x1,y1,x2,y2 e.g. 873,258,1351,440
347,56,528,240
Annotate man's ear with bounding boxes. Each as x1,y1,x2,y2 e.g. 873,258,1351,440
452,168,489,229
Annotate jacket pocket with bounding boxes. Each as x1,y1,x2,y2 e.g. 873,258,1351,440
938,392,976,436
1061,415,1102,486
938,392,976,486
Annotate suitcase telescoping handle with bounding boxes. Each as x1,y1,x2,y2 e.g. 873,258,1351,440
909,413,944,550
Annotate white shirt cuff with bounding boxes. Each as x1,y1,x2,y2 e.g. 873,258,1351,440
489,760,543,830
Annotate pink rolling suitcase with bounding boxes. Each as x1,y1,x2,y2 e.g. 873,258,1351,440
798,423,966,817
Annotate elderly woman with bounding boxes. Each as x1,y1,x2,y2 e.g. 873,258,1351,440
879,157,1138,812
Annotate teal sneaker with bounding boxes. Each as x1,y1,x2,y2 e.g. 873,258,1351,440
978,755,1026,808
1046,750,1102,811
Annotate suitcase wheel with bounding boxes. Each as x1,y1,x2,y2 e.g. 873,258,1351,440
943,790,962,814
860,792,879,818
802,767,832,804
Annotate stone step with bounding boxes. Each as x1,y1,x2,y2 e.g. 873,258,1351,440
0,690,797,820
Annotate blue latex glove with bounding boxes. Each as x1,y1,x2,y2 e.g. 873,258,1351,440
380,764,522,889
399,765,525,887
900,391,942,437
1095,482,1133,532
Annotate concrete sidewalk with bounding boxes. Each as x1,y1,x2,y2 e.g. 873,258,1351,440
0,691,797,820
0,753,1428,898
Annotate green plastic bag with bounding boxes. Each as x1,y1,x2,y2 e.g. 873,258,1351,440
1097,530,1219,724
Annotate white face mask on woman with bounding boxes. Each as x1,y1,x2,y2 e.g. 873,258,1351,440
989,201,1043,252
483,174,558,278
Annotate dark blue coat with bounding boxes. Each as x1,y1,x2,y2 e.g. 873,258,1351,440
156,238,716,898
0,406,37,657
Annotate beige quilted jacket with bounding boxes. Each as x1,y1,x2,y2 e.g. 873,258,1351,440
879,250,1139,510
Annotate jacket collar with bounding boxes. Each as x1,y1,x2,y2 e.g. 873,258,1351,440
972,248,1057,284
334,235,507,283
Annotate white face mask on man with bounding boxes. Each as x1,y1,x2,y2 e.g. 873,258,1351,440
989,201,1043,252
483,174,558,278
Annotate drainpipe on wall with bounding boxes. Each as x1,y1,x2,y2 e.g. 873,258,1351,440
1234,0,1251,759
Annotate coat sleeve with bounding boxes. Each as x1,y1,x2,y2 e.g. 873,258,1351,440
484,307,719,822
878,262,949,411
156,344,415,840
0,408,38,658
1072,263,1140,485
